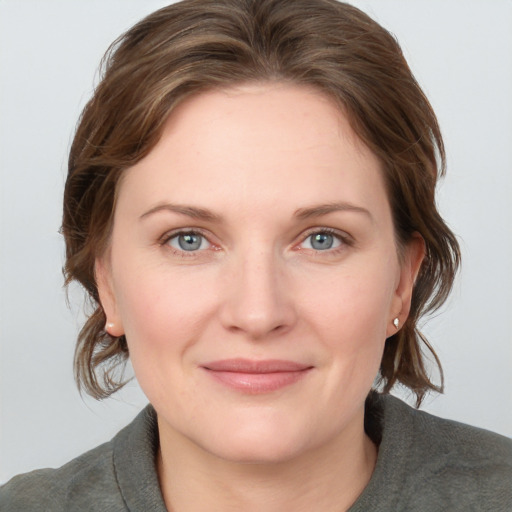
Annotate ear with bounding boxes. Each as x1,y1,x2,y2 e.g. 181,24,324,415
95,256,125,337
386,233,425,337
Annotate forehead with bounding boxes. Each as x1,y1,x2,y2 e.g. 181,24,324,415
117,83,388,221
160,82,369,167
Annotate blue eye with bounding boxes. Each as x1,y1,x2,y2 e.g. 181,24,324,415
302,231,342,251
168,232,210,252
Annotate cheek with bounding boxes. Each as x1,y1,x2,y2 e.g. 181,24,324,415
299,260,396,342
113,262,218,361
112,264,221,411
298,258,396,388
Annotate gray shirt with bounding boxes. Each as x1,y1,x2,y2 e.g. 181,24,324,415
1,393,511,511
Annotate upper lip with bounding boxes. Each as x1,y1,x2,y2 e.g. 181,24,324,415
201,358,312,373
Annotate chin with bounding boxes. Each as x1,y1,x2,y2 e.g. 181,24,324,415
197,413,318,465
210,435,306,465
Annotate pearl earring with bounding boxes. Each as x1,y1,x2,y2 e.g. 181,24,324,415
106,322,115,332
393,318,399,329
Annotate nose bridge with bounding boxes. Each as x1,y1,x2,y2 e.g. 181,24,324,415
220,245,295,339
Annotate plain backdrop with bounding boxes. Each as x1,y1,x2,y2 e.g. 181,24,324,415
1,0,511,484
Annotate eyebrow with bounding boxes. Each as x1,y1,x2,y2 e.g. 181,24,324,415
294,202,373,221
139,201,372,223
139,203,222,222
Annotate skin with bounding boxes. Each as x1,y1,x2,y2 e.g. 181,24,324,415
97,83,424,511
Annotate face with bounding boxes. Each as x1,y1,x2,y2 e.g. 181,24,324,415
97,83,422,464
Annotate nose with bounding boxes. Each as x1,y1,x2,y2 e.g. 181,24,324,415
219,249,297,340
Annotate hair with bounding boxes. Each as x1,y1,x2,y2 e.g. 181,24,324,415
62,0,460,404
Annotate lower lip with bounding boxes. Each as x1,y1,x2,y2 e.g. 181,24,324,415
203,369,311,393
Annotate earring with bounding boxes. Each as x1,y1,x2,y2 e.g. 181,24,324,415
105,322,115,333
393,318,399,329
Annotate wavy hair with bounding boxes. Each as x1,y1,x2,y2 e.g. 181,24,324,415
62,0,460,404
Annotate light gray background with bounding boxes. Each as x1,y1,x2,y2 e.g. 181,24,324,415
1,0,511,484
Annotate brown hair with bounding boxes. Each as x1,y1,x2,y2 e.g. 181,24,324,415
63,0,460,404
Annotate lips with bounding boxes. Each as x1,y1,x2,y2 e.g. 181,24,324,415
201,358,313,393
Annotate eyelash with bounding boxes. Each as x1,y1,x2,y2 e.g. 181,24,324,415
159,227,353,257
159,228,214,258
298,227,354,255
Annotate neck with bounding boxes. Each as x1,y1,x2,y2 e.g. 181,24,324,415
157,415,377,512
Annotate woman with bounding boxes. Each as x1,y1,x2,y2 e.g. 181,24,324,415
1,0,510,510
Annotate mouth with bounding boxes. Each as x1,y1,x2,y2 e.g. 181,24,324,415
200,358,313,394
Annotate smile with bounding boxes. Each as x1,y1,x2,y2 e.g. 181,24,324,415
201,359,313,394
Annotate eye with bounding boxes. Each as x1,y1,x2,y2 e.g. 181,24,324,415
301,230,343,251
167,231,211,252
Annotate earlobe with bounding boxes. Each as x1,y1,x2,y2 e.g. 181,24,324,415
95,257,124,337
387,234,425,337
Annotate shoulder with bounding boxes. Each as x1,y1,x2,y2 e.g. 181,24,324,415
0,438,123,512
0,405,159,512
0,405,163,512
378,394,512,510
391,394,512,469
